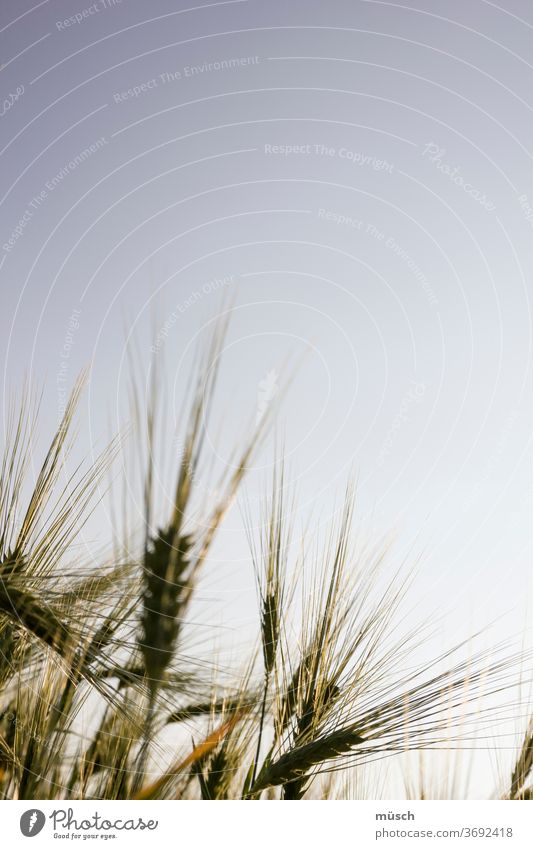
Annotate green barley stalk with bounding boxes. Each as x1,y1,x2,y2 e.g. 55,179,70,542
247,463,289,786
252,726,366,791
510,718,533,800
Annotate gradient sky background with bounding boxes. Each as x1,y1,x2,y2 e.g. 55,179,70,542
2,0,533,794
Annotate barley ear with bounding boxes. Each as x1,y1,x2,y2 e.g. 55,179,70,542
252,727,366,793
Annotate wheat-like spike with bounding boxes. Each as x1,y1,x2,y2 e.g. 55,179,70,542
0,579,72,654
261,591,280,678
14,376,86,558
510,720,533,799
140,528,192,694
0,388,32,560
259,464,287,678
252,726,366,793
194,732,243,801
200,726,251,801
202,746,231,799
167,692,257,724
